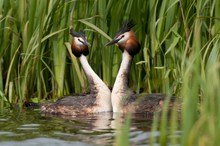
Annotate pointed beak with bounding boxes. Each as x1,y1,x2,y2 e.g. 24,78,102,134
82,40,90,47
105,38,120,46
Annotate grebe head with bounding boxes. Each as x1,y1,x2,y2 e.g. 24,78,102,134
70,29,90,57
106,20,141,56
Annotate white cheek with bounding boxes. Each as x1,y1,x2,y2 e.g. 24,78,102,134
118,32,129,44
74,37,84,46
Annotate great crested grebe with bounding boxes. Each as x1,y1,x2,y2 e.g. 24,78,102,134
106,20,175,113
41,29,112,115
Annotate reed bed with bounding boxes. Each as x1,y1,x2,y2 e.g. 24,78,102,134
0,0,220,145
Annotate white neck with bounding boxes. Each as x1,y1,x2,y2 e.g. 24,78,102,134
111,51,133,112
79,55,112,112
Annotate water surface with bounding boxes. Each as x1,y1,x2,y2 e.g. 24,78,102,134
0,108,177,146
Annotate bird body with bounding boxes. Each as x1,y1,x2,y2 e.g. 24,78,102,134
106,20,175,113
41,29,112,115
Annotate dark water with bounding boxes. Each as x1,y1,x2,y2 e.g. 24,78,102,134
0,108,179,146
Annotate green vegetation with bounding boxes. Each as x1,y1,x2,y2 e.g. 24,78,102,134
0,0,220,145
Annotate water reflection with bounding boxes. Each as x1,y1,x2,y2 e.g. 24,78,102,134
42,112,114,131
40,111,157,145
0,108,179,146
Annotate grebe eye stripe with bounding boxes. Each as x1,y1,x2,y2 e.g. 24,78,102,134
78,38,84,43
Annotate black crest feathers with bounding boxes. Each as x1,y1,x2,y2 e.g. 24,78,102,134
118,20,135,34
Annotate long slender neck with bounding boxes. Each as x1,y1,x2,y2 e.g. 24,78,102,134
111,51,133,112
79,55,100,93
78,55,112,111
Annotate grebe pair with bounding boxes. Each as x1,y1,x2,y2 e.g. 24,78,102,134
41,21,175,115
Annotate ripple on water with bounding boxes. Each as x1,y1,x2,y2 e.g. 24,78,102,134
0,118,8,122
0,138,91,146
16,124,40,130
0,131,24,137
